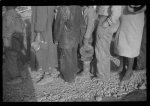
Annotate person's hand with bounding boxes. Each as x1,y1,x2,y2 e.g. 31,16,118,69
31,41,40,51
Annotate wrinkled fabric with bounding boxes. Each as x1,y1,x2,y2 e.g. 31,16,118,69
96,6,121,81
115,7,145,58
110,6,122,24
54,6,84,82
54,6,84,48
32,6,58,71
84,6,97,40
97,6,122,25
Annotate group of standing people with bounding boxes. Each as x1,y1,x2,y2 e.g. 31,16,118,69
3,5,146,85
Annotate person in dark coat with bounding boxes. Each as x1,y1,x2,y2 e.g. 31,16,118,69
54,6,85,83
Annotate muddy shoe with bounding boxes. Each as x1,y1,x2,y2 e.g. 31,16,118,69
6,77,22,85
36,75,54,85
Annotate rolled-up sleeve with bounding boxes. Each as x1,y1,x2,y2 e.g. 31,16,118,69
34,6,47,32
110,6,122,24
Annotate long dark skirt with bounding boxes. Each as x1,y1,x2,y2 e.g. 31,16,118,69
59,44,79,82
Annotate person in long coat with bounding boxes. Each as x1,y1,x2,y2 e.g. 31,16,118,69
54,6,84,83
31,6,58,85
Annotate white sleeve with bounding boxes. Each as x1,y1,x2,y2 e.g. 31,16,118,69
110,6,122,24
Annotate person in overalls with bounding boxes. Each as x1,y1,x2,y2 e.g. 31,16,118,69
95,6,122,82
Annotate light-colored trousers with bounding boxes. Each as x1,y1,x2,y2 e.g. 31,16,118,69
95,16,120,81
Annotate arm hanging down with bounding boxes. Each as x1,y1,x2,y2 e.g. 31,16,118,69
84,6,97,44
53,7,64,44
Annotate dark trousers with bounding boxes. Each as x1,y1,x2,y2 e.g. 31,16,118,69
59,44,79,82
4,32,25,80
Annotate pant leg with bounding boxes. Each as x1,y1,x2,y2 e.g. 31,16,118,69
36,43,57,72
60,46,78,82
137,24,146,69
26,29,31,63
30,48,39,71
5,48,20,79
36,46,48,71
95,39,110,81
47,43,58,70
96,20,120,81
95,26,112,81
4,33,26,80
